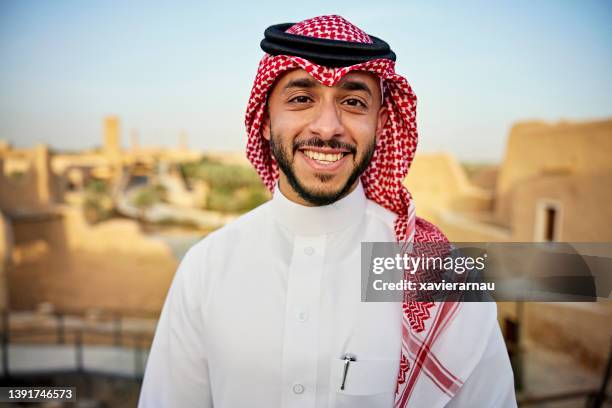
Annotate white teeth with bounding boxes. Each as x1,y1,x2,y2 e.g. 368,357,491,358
303,150,344,163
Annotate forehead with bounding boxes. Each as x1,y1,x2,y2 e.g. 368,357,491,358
270,68,380,94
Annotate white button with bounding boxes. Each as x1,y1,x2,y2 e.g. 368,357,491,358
297,310,308,322
304,247,314,256
292,383,305,394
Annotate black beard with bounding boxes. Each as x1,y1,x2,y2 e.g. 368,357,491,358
269,129,376,206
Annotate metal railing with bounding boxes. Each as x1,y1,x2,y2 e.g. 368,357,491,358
0,308,156,380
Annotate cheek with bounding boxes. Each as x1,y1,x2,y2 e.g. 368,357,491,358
272,113,307,142
345,116,378,147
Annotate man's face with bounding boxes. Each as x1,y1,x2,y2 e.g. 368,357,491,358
263,69,388,206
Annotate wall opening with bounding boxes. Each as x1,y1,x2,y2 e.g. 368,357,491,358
535,200,562,242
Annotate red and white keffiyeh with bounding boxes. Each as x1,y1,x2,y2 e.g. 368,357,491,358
245,15,468,407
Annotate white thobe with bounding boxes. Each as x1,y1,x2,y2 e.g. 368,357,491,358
139,181,516,408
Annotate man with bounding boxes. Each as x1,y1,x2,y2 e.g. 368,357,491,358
139,15,516,407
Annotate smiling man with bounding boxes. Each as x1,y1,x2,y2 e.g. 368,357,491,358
265,70,386,206
139,15,516,408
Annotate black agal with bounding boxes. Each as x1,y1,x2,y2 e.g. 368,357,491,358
260,23,396,68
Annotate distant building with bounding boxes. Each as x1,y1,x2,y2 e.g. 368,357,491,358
0,144,54,214
407,119,612,242
495,119,612,242
0,115,208,314
104,116,121,155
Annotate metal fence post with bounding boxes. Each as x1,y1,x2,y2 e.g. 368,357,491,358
134,334,143,379
56,312,65,344
114,313,122,347
75,329,83,373
1,309,9,378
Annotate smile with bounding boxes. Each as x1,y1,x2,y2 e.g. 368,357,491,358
302,150,346,164
297,148,352,172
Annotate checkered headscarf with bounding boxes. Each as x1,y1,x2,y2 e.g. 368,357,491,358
245,15,457,406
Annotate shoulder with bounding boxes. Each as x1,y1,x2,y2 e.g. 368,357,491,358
365,199,398,229
182,200,272,261
363,200,449,242
174,201,272,292
210,200,271,238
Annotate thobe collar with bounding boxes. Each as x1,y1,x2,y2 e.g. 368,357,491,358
270,180,367,235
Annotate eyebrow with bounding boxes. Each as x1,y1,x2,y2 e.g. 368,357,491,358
282,77,318,92
281,76,374,98
339,80,372,97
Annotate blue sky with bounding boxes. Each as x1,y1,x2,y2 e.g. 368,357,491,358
1,0,611,162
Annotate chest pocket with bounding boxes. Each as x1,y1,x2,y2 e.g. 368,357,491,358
331,358,398,408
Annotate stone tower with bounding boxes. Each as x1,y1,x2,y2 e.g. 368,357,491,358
103,115,123,179
104,116,121,155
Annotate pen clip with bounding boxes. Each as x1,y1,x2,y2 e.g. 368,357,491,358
340,353,357,391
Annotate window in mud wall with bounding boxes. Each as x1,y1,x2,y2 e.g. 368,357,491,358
535,200,562,242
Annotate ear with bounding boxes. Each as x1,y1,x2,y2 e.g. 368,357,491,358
376,106,389,137
262,112,271,141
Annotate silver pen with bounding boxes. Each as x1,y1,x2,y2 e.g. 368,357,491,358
340,353,357,391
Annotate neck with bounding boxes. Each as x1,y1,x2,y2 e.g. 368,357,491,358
270,177,367,235
277,173,359,207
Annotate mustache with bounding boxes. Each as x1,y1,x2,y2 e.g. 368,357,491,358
293,138,357,155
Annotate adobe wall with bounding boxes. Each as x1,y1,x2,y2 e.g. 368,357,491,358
495,120,612,226
0,145,55,212
0,212,12,311
0,145,57,213
510,171,612,241
497,302,612,372
8,206,178,314
405,153,492,224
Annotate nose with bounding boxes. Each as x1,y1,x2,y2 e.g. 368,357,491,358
307,98,344,140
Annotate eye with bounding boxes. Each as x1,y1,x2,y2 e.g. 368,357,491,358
288,95,313,104
342,98,367,108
